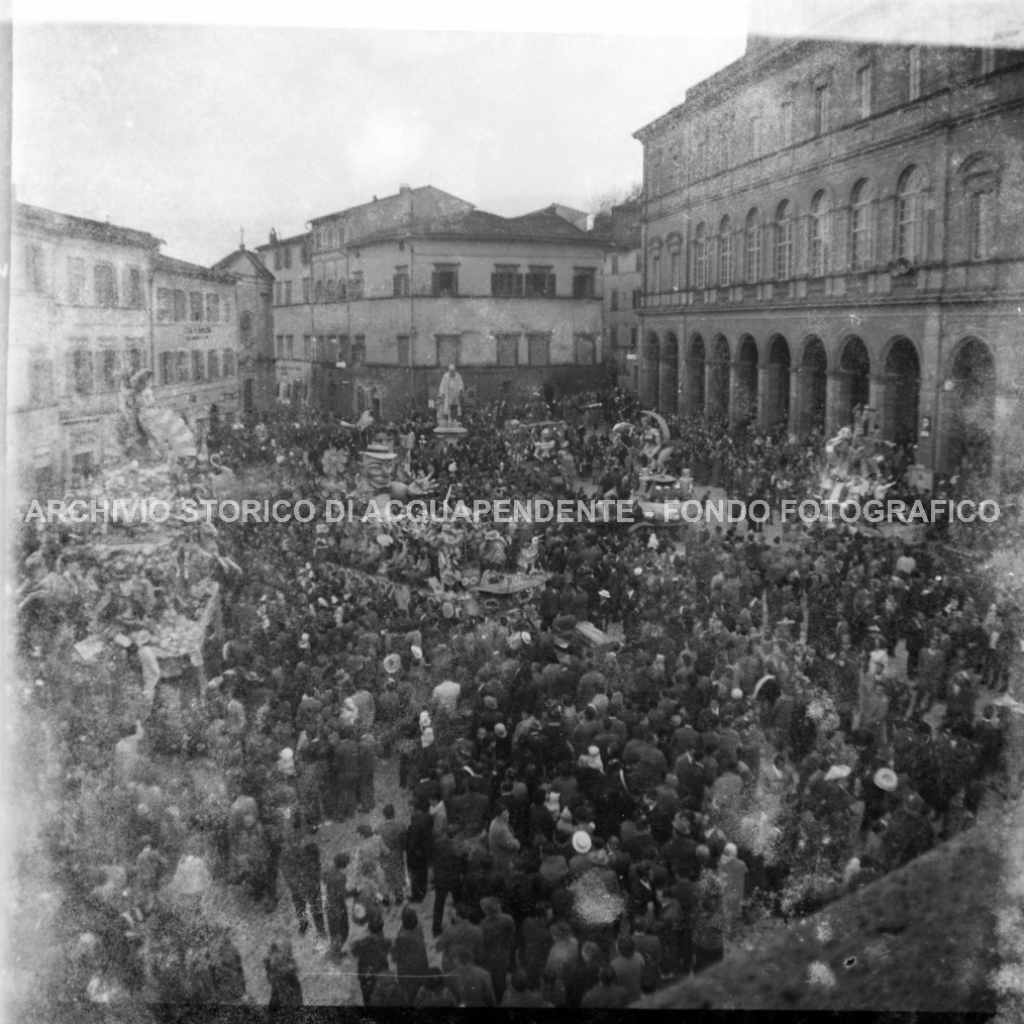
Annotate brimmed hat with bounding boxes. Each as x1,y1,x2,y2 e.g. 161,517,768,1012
825,764,852,782
873,767,898,792
545,790,561,810
572,830,592,854
383,653,402,674
411,645,423,660
730,687,744,701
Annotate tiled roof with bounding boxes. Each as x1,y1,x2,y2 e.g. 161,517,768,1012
14,201,163,249
153,252,237,283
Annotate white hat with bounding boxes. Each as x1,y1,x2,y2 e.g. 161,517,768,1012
520,631,532,645
825,764,852,782
419,711,432,729
572,830,592,854
599,590,611,599
730,687,744,701
411,645,423,660
277,748,295,775
874,767,898,792
421,727,435,746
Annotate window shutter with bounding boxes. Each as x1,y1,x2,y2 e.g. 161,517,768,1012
547,273,556,297
395,273,402,295
491,273,498,295
431,271,439,295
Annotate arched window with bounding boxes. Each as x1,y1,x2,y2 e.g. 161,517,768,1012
809,189,832,277
850,179,873,271
325,278,336,303
314,280,324,304
775,200,794,280
668,237,682,291
718,215,733,287
745,208,762,282
962,155,999,261
694,223,708,289
896,165,928,262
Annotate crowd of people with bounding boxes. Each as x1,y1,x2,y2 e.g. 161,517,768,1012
25,384,1020,1007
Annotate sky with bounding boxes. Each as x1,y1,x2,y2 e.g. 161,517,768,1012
11,5,750,266
13,0,1020,266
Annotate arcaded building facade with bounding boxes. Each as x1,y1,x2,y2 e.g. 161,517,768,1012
634,37,1024,479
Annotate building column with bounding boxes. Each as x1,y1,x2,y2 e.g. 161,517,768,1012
868,373,890,438
757,362,772,430
825,370,851,437
789,368,803,438
704,360,716,421
728,359,742,428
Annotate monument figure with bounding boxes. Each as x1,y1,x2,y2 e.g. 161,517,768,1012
437,364,464,425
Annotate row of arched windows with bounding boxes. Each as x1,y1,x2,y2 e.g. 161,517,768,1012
648,155,998,291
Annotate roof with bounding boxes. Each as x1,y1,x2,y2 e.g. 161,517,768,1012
310,185,470,226
14,200,164,250
355,206,604,248
255,231,309,252
153,253,237,284
212,246,276,281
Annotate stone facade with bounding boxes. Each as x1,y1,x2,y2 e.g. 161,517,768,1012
634,37,1024,479
256,186,608,421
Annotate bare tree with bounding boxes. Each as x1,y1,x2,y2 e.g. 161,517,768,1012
589,181,643,216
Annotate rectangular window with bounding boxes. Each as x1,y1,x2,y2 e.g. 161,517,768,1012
396,334,411,366
192,350,205,381
283,246,292,269
611,254,619,275
68,257,86,304
126,266,144,308
431,266,458,297
300,239,310,265
25,245,46,292
349,272,364,300
274,248,282,271
286,335,294,358
572,268,596,299
206,293,220,321
207,350,220,379
491,266,523,297
609,326,619,349
393,267,410,297
302,277,310,303
610,288,619,311
173,290,186,321
94,262,118,307
66,350,93,395
630,326,638,348
176,350,190,383
670,251,681,291
525,267,555,298
274,282,282,306
303,335,312,360
189,292,203,321
632,288,641,309
276,334,284,359
909,46,922,100
527,333,551,366
969,191,994,260
720,230,733,287
223,350,236,377
352,337,366,366
160,351,174,385
98,350,119,392
650,254,661,292
284,281,292,305
436,334,461,367
777,220,793,280
857,65,873,118
781,101,794,147
575,333,597,366
815,84,830,135
495,334,519,367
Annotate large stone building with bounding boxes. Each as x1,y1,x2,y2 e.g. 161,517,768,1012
634,37,1024,479
257,186,607,421
8,201,248,491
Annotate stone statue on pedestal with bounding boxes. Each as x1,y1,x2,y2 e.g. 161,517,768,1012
437,364,464,425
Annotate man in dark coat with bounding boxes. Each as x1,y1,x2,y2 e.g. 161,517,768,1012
405,796,435,903
432,826,466,937
332,727,359,821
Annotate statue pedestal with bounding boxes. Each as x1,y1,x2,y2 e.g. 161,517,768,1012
434,423,468,446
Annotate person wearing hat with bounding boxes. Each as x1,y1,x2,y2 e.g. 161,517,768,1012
432,678,461,714
331,726,360,823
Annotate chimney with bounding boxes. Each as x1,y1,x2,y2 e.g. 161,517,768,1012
399,184,411,194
